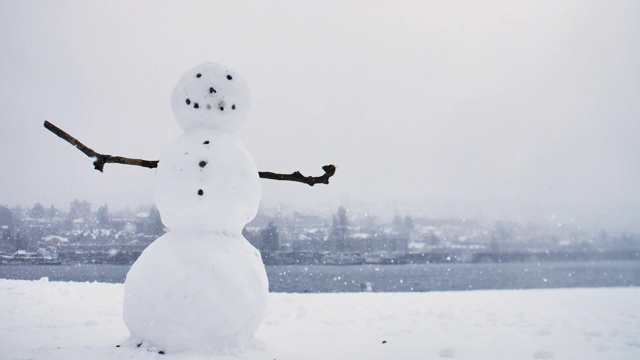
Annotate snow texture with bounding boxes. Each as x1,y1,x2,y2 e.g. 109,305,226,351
2,279,640,360
123,62,266,351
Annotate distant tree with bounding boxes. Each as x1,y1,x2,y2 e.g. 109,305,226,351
260,222,280,253
597,231,611,249
68,199,91,221
576,240,592,252
489,235,500,252
64,199,91,229
615,233,640,250
425,231,441,246
0,205,18,250
361,213,380,235
390,214,412,251
403,215,414,233
96,204,110,227
392,215,403,232
30,203,45,219
0,205,17,228
11,205,23,218
1,228,12,249
493,221,512,243
46,205,61,219
14,231,29,251
330,206,349,252
147,206,165,236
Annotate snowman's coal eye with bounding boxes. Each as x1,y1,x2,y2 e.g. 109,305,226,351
186,99,191,105
231,104,236,110
219,106,224,111
194,103,199,109
203,140,210,144
227,75,233,80
209,87,217,94
197,189,204,196
196,73,202,78
199,161,207,168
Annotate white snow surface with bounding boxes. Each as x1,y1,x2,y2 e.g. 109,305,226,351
2,279,639,360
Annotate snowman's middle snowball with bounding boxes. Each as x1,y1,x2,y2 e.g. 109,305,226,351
153,129,261,233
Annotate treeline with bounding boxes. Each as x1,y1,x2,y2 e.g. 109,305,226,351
2,202,640,266
0,200,164,254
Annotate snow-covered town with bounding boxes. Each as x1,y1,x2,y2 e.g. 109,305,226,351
2,201,639,266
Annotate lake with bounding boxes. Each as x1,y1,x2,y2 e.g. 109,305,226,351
0,261,638,293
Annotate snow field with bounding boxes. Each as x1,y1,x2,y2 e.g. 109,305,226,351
1,278,639,359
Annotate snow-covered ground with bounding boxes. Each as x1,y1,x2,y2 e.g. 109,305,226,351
1,279,639,360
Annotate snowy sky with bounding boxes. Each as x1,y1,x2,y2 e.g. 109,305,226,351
1,0,639,231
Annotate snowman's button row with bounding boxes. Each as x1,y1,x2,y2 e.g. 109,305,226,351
197,158,208,196
185,98,236,111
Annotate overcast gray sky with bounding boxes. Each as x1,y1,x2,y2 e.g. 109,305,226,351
1,0,639,231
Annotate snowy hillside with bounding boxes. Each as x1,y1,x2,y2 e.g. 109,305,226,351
1,279,639,360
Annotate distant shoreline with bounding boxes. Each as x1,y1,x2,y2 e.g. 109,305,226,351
1,260,638,293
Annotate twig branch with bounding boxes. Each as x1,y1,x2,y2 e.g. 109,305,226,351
44,121,158,172
259,165,336,186
43,120,336,185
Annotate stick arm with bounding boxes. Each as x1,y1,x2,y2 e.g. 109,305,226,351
44,120,336,185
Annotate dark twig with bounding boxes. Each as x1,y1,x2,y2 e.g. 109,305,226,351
43,120,336,185
259,165,336,186
44,121,159,172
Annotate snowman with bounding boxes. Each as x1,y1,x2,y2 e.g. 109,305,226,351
43,61,335,352
122,62,268,352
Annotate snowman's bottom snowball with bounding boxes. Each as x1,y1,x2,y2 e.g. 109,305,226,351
122,231,269,352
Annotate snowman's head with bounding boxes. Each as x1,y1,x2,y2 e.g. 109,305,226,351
171,62,251,133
